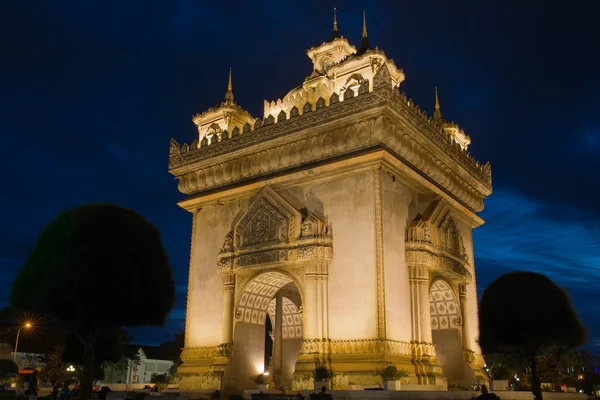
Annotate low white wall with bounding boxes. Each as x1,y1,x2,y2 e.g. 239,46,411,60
295,390,588,400
98,383,156,392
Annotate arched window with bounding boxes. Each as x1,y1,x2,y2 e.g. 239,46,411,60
358,80,369,95
221,130,229,140
243,122,252,133
429,280,460,331
329,93,339,105
277,110,287,122
316,97,325,109
254,119,263,129
344,88,355,101
303,102,313,113
232,126,240,137
290,106,299,118
264,115,275,126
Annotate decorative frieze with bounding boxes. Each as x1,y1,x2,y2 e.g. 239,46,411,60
169,87,491,213
181,344,232,360
299,338,415,357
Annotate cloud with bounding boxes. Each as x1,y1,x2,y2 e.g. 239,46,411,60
474,188,600,348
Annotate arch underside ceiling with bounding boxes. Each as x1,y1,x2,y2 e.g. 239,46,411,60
430,280,460,331
236,271,302,339
268,297,302,339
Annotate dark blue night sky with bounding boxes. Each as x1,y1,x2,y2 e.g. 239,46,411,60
1,1,599,348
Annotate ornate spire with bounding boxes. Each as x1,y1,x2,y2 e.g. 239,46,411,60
224,67,234,102
434,87,442,122
357,11,370,55
330,7,340,40
334,8,338,32
362,10,368,38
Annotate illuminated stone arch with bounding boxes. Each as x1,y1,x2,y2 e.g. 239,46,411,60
269,297,302,339
429,279,460,331
206,122,221,136
235,270,303,332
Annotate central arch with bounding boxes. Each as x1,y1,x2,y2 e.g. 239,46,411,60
429,279,464,386
224,270,303,391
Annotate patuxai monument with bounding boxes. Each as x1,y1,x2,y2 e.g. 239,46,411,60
168,12,492,394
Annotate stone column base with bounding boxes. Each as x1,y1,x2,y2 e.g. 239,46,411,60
292,339,447,390
176,346,231,390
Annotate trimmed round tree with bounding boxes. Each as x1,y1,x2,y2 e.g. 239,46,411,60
479,271,586,400
10,204,175,400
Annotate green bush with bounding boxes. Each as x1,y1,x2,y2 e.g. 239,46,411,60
374,364,409,381
313,365,334,381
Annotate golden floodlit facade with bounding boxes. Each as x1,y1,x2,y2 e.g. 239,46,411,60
168,13,492,394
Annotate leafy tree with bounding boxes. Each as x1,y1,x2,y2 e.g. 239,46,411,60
40,345,69,386
479,272,586,400
10,204,175,400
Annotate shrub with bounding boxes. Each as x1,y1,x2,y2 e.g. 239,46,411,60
374,364,409,381
313,365,334,381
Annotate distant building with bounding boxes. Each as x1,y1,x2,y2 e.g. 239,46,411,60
7,352,44,371
103,346,173,384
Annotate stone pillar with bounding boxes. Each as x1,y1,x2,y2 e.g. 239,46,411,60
303,265,319,339
458,283,471,352
409,265,432,343
320,272,329,339
274,291,283,379
220,272,235,344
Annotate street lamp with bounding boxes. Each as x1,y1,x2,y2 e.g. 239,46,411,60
13,323,32,364
66,365,76,373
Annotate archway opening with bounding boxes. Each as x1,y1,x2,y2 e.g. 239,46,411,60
429,279,465,386
224,271,302,391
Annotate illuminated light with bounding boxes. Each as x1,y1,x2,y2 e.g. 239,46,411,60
263,372,269,376
24,323,32,328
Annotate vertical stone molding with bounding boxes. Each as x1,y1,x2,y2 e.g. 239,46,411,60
374,167,386,339
303,262,329,340
409,265,431,344
458,283,471,353
184,210,198,348
219,272,235,344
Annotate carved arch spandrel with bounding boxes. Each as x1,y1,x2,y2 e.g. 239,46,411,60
233,186,302,249
406,198,471,282
217,186,333,273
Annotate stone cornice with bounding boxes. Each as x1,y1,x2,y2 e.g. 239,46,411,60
169,87,492,212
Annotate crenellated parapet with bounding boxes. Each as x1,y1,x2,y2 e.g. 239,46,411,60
169,79,491,212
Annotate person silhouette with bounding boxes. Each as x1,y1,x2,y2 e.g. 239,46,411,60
477,385,500,400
